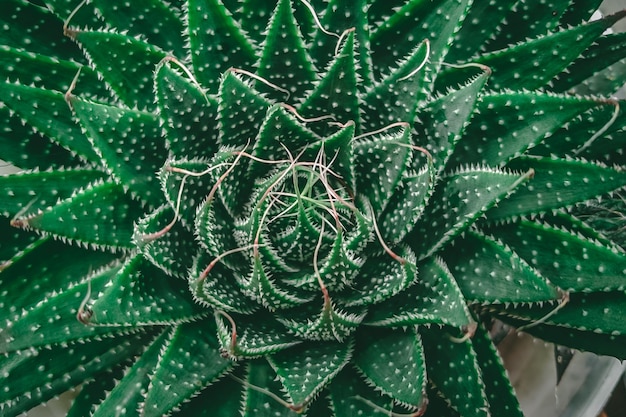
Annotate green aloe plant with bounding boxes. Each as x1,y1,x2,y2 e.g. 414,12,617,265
2,0,626,416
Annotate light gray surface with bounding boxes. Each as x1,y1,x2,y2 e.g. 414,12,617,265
500,332,626,417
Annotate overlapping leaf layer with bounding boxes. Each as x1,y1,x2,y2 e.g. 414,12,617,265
1,0,626,416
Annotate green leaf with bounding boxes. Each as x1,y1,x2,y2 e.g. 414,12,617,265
462,11,626,90
571,56,626,96
143,321,233,417
484,0,569,51
242,360,300,417
577,104,626,164
288,228,362,292
494,290,626,337
243,255,314,310
366,256,471,329
483,219,626,293
277,297,366,342
551,32,626,93
0,262,125,353
0,107,81,170
445,0,516,63
90,0,186,56
0,220,38,269
134,205,197,279
249,105,320,178
217,71,272,148
238,0,318,48
353,127,411,214
190,252,259,315
0,46,107,99
66,364,129,417
188,0,256,92
411,166,533,260
0,332,152,417
0,168,106,218
379,161,434,245
448,92,608,168
329,366,402,417
345,199,376,253
338,246,417,307
269,340,352,407
354,327,426,409
299,31,361,135
169,369,243,417
208,150,254,221
306,121,356,193
38,0,103,29
72,30,167,110
530,101,624,158
444,230,559,304
256,0,317,101
0,82,101,163
370,0,472,74
486,156,626,220
155,60,220,159
0,0,88,62
311,0,373,86
70,97,168,208
194,189,250,272
560,0,604,27
492,310,626,360
415,69,489,176
543,211,624,252
0,238,117,326
239,0,277,44
215,311,301,358
90,330,169,417
90,254,206,326
160,158,215,229
472,324,524,417
420,326,489,417
361,39,430,128
14,180,144,250
422,384,463,417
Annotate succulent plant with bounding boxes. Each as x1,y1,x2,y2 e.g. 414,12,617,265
2,0,626,416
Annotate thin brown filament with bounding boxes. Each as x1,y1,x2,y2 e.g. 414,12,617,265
228,68,290,100
313,220,328,298
366,200,406,265
76,279,93,325
398,39,431,82
10,197,38,228
160,56,210,105
517,291,570,332
280,103,336,124
64,67,82,110
229,373,305,413
62,0,87,37
215,310,238,356
137,174,189,242
198,244,263,283
353,122,411,141
448,321,478,343
352,396,427,417
205,141,251,205
575,100,620,156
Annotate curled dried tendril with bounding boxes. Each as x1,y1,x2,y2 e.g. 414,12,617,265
76,279,94,325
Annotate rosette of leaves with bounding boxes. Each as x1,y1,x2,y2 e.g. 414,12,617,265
2,0,626,416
